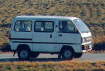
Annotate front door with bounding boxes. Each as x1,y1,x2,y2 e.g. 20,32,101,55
57,20,81,46
32,20,56,52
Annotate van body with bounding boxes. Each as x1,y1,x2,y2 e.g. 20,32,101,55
10,16,93,60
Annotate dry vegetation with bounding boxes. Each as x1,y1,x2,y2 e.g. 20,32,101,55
0,0,105,24
0,61,105,71
0,1,105,70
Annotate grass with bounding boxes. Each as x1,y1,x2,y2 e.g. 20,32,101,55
0,61,105,71
1,0,105,24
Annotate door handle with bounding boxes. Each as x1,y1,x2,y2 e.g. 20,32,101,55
50,34,52,38
58,34,62,36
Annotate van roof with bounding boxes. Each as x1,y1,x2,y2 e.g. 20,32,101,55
15,15,79,20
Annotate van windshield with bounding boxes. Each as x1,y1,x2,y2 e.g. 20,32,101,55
73,19,90,33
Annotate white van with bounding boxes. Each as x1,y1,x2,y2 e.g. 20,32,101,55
9,16,93,60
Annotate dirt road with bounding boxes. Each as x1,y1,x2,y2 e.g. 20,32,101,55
0,53,104,62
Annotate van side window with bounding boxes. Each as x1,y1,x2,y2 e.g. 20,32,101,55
34,21,54,32
59,20,76,33
14,20,32,32
44,21,54,32
34,21,43,32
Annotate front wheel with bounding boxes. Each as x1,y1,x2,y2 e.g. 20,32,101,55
61,48,74,60
18,49,30,60
74,53,82,58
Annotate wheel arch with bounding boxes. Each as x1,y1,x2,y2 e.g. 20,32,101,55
60,45,75,53
16,44,31,52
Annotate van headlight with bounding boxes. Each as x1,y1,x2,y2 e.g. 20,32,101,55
82,37,92,43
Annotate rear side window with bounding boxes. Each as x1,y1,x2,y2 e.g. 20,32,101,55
34,21,54,32
14,20,32,32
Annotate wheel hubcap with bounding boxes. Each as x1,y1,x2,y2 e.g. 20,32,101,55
20,50,28,59
64,50,72,58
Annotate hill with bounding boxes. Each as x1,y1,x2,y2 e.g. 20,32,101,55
1,0,105,51
0,0,105,24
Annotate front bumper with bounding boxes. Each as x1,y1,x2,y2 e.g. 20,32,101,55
82,44,93,52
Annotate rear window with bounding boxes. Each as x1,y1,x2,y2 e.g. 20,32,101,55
14,20,32,32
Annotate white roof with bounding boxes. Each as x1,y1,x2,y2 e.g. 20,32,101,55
15,15,79,20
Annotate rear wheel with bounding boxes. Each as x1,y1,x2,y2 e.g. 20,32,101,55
30,52,39,58
61,48,74,60
18,49,30,60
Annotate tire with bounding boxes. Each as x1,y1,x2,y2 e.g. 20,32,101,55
61,48,73,60
18,49,30,60
30,52,39,58
74,53,82,58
